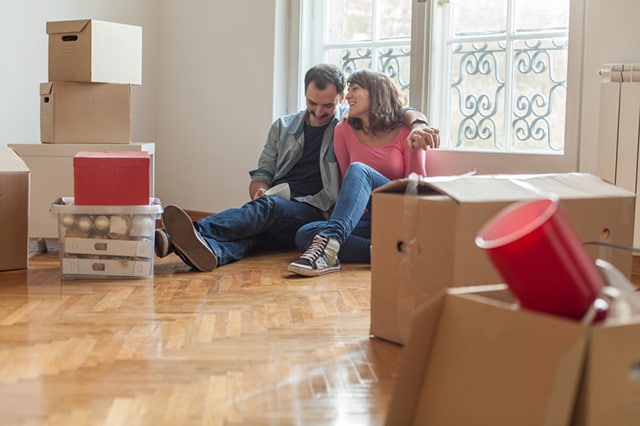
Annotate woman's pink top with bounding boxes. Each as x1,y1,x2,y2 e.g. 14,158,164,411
333,121,427,180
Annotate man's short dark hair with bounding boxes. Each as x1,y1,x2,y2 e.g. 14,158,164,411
304,64,345,95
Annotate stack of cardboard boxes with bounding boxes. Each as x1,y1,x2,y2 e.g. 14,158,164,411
42,19,140,144
9,19,155,240
374,173,640,426
35,19,162,279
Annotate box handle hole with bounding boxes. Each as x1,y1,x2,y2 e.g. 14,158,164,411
43,96,50,103
629,361,640,380
91,263,106,272
396,240,420,255
94,243,107,251
61,35,78,42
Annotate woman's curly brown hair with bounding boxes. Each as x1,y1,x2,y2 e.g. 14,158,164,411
346,69,407,135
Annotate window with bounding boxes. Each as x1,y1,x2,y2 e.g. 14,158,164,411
430,0,570,152
296,0,577,165
298,0,412,99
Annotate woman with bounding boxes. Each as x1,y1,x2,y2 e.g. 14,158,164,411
288,69,438,276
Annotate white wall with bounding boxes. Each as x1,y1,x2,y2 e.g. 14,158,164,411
577,0,640,174
154,0,279,212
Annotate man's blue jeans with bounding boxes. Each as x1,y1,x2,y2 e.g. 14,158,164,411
295,162,390,263
194,196,325,266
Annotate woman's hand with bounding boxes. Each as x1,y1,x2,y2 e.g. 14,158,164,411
408,125,440,151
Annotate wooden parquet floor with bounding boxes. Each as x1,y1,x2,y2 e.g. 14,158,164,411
0,247,401,426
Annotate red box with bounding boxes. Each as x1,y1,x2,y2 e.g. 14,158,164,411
74,151,150,205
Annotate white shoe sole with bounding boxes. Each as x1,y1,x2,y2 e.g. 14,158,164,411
154,229,171,258
287,263,340,277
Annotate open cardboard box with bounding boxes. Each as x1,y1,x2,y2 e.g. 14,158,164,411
371,172,636,345
386,284,640,426
0,147,30,271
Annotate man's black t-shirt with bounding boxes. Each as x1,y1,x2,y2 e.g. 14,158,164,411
274,122,329,198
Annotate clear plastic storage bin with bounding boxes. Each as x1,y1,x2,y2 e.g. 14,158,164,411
50,197,163,279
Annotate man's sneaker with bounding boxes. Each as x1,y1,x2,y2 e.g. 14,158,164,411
154,228,175,258
288,234,341,276
162,204,218,272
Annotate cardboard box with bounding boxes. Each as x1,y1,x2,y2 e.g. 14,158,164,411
40,81,131,144
51,197,162,279
0,147,30,271
8,143,155,238
47,19,142,85
387,285,585,426
386,285,640,426
572,317,640,426
371,173,635,345
74,151,150,205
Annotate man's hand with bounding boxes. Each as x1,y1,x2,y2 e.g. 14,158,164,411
252,188,268,200
250,180,269,200
408,125,440,151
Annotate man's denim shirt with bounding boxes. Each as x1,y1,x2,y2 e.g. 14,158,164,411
249,105,347,217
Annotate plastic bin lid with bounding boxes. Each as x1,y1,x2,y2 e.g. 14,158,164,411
50,197,163,215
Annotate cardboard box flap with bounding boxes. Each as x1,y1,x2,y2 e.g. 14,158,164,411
448,283,517,305
1,148,30,173
375,172,635,203
46,19,90,35
429,172,635,203
385,289,450,426
40,82,53,96
573,320,640,426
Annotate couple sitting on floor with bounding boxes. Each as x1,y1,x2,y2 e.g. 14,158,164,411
155,64,440,276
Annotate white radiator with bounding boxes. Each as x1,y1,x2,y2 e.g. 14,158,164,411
597,63,640,247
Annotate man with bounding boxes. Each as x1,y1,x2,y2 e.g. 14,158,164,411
156,64,438,271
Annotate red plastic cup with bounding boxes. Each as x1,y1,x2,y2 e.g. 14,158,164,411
475,198,606,321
